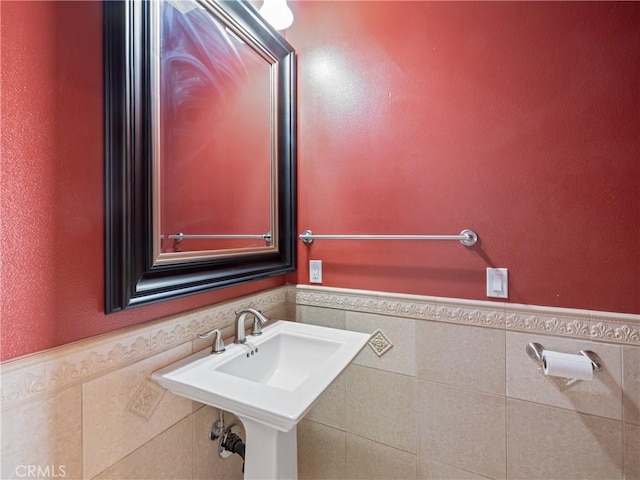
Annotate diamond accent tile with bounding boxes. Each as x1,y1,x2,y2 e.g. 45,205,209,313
368,329,393,357
126,379,166,422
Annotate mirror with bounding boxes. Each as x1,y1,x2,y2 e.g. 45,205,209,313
104,0,296,313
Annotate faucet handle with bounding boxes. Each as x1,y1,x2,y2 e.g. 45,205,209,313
198,328,226,354
250,318,263,336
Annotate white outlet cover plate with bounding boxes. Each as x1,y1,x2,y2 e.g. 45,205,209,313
309,260,322,283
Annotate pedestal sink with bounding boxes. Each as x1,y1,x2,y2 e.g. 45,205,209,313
152,320,370,479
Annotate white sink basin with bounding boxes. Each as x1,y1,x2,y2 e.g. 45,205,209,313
216,329,343,391
152,320,369,432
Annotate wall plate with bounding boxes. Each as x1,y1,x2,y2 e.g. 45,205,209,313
487,268,508,298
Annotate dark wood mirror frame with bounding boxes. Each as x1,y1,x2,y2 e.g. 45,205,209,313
104,0,296,313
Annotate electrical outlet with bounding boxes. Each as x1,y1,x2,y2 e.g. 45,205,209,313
309,260,322,283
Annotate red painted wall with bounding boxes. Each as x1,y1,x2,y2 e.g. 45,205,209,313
0,1,284,362
288,1,640,314
1,1,639,361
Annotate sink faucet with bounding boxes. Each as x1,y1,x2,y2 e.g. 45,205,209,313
234,308,269,344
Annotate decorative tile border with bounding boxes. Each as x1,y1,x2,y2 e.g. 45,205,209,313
591,320,640,345
296,285,640,347
437,300,507,329
296,288,438,320
0,286,288,409
505,305,591,340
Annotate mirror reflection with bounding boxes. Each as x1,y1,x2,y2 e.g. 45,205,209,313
156,0,274,259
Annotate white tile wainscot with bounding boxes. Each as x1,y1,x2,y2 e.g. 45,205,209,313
2,284,638,480
295,285,640,480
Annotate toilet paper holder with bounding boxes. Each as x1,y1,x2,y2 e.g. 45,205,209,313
526,342,603,372
526,342,603,391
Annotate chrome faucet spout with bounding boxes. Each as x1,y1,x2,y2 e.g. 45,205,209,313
234,308,269,344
